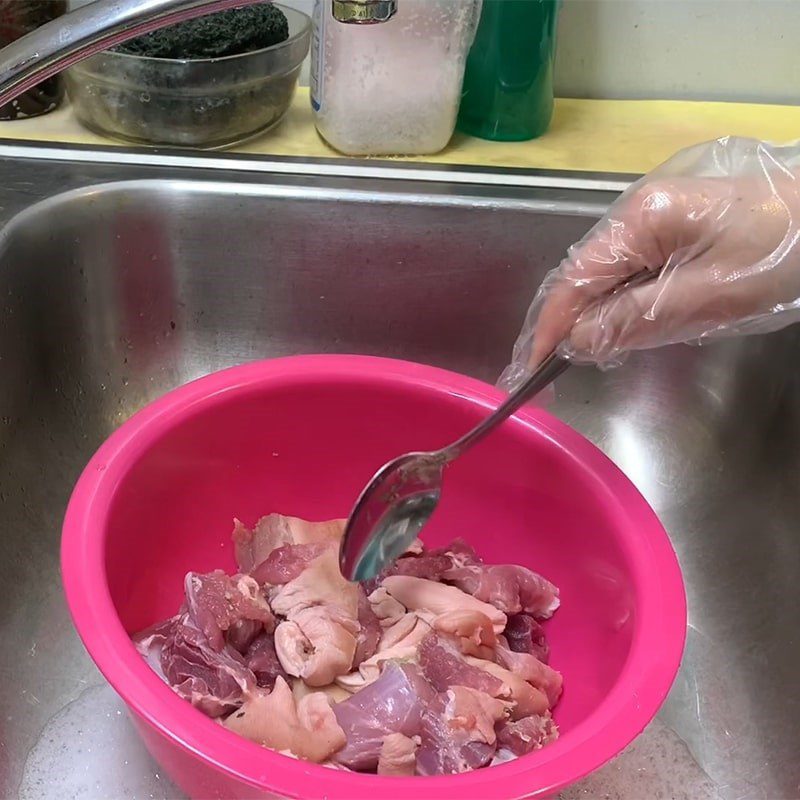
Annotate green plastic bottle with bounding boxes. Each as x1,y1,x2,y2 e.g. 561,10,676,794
457,0,560,142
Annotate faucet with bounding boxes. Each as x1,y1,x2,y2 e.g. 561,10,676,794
0,0,397,111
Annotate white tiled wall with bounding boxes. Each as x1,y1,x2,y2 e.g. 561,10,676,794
69,0,800,104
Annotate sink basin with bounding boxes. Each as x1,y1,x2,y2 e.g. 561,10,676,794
1,146,798,799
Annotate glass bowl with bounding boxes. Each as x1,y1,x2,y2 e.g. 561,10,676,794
65,4,310,149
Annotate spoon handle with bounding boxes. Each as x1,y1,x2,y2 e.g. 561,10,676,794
441,352,569,460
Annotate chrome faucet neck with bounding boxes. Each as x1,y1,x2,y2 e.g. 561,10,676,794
0,0,264,111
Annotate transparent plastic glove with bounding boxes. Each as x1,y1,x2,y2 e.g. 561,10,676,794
500,137,800,388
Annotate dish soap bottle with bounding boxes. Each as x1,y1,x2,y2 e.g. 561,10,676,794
457,0,560,141
310,0,481,156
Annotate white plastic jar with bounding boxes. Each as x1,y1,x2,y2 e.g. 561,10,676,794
310,0,481,156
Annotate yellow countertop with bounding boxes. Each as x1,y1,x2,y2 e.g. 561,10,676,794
1,87,798,174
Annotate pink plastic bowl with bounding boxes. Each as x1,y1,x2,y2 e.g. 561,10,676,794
61,355,686,799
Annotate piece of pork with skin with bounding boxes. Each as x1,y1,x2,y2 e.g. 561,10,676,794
444,686,511,744
225,676,346,763
337,615,433,691
367,586,406,628
463,655,549,718
443,563,560,619
379,612,427,652
270,547,358,620
495,639,563,707
504,612,550,663
496,712,559,755
333,662,436,771
183,571,274,652
430,608,497,659
377,733,420,776
292,677,352,705
270,548,360,684
233,514,345,574
274,606,358,687
382,575,507,634
364,614,431,670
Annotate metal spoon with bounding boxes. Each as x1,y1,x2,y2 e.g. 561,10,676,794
339,352,569,581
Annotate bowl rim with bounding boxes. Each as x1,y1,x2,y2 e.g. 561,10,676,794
74,3,311,68
61,354,687,799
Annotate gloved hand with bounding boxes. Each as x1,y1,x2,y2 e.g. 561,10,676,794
500,137,800,388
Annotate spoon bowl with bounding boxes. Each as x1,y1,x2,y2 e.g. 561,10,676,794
340,452,444,581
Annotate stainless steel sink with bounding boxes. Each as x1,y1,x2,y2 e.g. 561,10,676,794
1,144,797,799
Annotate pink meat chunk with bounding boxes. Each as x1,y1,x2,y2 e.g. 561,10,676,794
388,552,454,582
361,539,481,595
226,619,262,654
463,655,549,718
418,634,506,698
417,736,494,776
416,687,505,776
505,613,550,663
333,662,436,771
134,523,563,777
154,612,255,717
496,642,563,707
184,571,274,652
496,713,559,755
443,563,560,619
250,542,330,586
133,616,177,681
441,539,482,568
234,514,345,574
244,631,288,690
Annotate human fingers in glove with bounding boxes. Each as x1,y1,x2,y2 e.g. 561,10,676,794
501,137,800,387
